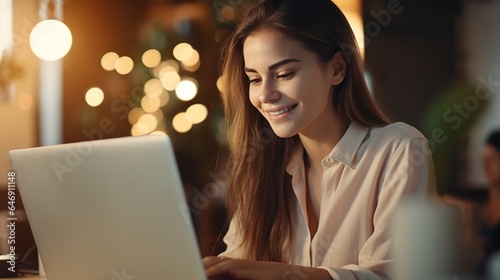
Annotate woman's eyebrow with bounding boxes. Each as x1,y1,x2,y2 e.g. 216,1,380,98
244,58,302,73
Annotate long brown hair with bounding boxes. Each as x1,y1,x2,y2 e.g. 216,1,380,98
219,0,390,262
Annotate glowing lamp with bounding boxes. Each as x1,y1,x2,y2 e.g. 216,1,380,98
30,19,73,61
333,0,364,57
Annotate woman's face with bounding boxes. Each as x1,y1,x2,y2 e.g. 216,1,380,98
243,29,344,138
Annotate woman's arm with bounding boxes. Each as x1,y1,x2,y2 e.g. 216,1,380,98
203,256,333,280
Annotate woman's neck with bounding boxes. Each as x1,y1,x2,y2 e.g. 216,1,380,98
299,118,347,170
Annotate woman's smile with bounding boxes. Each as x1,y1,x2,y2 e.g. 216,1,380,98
265,104,298,119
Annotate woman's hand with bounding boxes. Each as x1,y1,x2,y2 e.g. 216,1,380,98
203,256,332,280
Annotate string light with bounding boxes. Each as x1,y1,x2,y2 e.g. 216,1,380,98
173,43,194,62
186,104,208,124
85,87,104,107
160,71,181,91
141,95,161,113
128,107,145,125
175,78,198,101
101,52,119,71
172,112,192,133
115,56,134,75
142,49,161,68
144,78,163,97
30,0,72,61
30,19,72,61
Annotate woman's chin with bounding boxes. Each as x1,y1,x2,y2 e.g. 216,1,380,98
269,127,297,139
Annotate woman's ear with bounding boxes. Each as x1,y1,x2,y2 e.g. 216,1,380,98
328,51,347,86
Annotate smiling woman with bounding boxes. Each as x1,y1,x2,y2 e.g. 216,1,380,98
244,30,344,139
203,0,436,279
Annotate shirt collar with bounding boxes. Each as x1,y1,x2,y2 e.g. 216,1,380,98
326,122,370,169
286,122,370,174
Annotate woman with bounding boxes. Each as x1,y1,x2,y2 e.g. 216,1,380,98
204,0,435,279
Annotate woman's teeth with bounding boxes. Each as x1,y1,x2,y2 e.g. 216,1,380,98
269,105,295,116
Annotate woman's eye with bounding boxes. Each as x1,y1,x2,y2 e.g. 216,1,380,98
277,72,294,80
248,78,262,84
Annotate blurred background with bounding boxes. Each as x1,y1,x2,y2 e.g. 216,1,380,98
0,0,499,277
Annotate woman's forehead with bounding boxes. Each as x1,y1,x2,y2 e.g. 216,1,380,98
243,30,311,66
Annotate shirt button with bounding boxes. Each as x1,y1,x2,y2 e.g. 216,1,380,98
322,157,333,167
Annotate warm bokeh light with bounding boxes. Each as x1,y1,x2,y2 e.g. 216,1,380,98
182,49,200,67
138,114,158,133
159,91,170,107
141,95,161,113
173,43,194,62
29,19,72,61
175,79,198,101
128,107,145,125
85,87,105,107
158,65,179,77
172,112,192,133
144,78,163,97
216,76,224,92
151,109,164,123
333,0,364,57
220,5,236,22
101,52,119,71
186,103,208,124
115,56,134,75
182,60,200,72
153,60,180,78
344,10,364,57
131,122,149,136
182,49,201,72
142,49,161,68
17,93,33,111
160,71,181,91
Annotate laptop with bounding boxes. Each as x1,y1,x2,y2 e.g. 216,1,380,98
9,135,207,280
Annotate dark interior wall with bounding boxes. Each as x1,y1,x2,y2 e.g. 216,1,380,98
363,0,470,194
364,0,461,130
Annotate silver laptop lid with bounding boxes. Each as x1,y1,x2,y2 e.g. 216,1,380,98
9,135,206,280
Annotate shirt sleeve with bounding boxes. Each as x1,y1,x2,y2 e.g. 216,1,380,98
218,213,246,259
319,137,436,280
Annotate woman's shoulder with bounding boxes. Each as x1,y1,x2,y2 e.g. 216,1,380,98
370,122,427,143
364,122,429,153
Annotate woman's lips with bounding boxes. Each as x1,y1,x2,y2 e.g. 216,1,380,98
267,104,298,116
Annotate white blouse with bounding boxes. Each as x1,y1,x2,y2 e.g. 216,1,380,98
220,122,436,280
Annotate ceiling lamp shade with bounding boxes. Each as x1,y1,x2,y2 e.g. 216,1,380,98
333,0,364,57
29,19,73,61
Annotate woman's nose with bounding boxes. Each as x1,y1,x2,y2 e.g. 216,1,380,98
258,80,281,103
